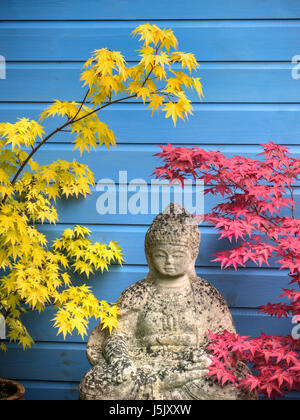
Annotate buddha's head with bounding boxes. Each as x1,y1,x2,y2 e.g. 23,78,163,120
145,203,201,280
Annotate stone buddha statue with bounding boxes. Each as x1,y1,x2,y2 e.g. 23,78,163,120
79,203,256,400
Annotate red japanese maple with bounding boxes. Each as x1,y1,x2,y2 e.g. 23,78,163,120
154,142,300,399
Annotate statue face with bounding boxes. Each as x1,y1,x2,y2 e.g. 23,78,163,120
151,243,193,278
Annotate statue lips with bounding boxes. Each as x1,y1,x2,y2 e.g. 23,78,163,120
164,266,176,274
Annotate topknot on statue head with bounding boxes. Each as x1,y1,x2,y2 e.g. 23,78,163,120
145,203,201,260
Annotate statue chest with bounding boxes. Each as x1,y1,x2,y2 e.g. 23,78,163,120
135,285,199,347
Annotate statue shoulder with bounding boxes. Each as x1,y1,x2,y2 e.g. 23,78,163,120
192,276,236,333
191,276,229,308
117,278,151,313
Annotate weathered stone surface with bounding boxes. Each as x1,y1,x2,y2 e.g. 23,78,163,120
79,203,257,400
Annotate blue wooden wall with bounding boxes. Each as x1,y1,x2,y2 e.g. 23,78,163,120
1,0,300,400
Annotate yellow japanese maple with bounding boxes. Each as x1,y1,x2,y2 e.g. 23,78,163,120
0,24,203,350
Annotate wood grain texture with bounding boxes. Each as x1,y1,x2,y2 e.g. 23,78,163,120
1,21,300,61
2,0,300,20
0,0,299,399
0,312,294,385
1,62,299,103
2,104,300,145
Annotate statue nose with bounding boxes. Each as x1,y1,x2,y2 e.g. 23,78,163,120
166,255,174,264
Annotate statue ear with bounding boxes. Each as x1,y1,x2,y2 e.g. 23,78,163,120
145,248,152,265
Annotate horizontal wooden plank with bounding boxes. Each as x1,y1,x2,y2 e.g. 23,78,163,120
0,342,89,382
232,309,294,337
36,223,287,269
29,144,300,191
55,184,207,226
10,141,300,199
11,265,292,344
1,21,300,61
0,312,295,383
1,62,299,103
2,0,300,20
281,392,300,401
2,103,300,145
55,186,300,226
18,380,79,400
2,1,299,402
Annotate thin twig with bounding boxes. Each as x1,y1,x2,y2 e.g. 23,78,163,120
72,89,90,121
1,44,164,205
288,186,296,219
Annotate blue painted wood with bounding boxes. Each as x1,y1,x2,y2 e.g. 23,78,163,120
54,186,300,225
1,0,300,400
0,312,294,382
28,144,300,189
1,104,300,145
1,21,300,61
0,342,89,382
18,380,79,401
1,62,299,103
34,223,286,269
2,0,300,20
8,266,291,343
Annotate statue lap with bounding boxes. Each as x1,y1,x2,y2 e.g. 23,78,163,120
79,277,256,400
79,204,257,400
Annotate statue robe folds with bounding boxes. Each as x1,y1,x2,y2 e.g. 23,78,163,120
79,276,255,400
79,203,257,400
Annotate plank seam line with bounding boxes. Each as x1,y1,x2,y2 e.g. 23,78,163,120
2,18,300,22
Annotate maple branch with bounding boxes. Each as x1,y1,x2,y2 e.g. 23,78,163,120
154,143,300,399
139,41,162,89
1,42,163,206
0,93,137,206
72,88,90,121
288,186,296,219
1,291,19,320
218,173,281,241
70,94,137,125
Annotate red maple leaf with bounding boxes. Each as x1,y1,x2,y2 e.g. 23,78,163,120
154,142,300,399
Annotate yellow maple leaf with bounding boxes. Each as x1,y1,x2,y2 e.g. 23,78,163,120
147,95,164,115
163,102,185,127
101,315,118,334
107,305,120,318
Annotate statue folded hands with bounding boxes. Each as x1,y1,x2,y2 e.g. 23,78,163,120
79,203,257,400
